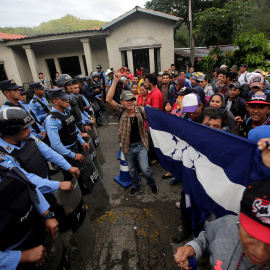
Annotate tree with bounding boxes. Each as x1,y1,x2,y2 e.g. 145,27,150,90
195,0,255,47
145,0,230,30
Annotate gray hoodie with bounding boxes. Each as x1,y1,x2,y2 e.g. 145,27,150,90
186,215,270,269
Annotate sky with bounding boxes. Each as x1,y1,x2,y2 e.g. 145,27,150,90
0,0,148,28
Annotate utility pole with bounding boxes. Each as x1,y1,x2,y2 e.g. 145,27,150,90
189,0,195,68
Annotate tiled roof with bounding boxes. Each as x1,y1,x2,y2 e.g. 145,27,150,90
102,6,183,30
0,32,27,40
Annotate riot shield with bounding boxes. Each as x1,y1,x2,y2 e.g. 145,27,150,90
59,178,95,264
78,150,109,213
98,111,109,127
40,234,70,270
89,125,106,165
87,134,104,178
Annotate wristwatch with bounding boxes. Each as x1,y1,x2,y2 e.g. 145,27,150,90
43,211,55,221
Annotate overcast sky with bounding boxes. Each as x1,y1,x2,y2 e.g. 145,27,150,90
0,0,148,28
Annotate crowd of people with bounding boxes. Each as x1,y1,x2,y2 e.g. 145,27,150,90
0,61,270,269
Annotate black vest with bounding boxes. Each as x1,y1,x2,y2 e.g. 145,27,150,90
69,96,82,123
0,165,38,250
0,139,49,178
50,112,78,146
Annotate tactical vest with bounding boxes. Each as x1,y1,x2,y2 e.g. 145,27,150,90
50,112,78,146
74,95,86,114
0,139,49,178
0,165,38,250
69,96,82,123
3,101,41,132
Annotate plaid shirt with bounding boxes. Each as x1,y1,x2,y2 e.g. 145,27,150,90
114,103,148,154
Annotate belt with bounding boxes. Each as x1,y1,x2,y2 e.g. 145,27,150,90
129,142,141,146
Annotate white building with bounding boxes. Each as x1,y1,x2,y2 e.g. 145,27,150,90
0,6,183,89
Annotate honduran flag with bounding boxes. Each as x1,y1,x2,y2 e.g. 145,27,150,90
145,107,257,218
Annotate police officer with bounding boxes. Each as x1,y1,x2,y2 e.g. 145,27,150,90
28,82,50,122
0,107,79,191
44,88,91,192
56,74,91,133
0,80,46,141
72,79,95,124
0,154,58,270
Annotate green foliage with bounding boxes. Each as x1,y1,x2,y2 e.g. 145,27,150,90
243,0,270,39
195,0,255,47
0,15,106,36
145,0,230,30
174,24,189,48
233,33,270,71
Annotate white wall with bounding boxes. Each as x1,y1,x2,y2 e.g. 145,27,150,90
105,12,175,72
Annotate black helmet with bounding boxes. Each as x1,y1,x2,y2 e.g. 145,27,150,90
96,65,102,69
0,107,35,136
86,76,92,81
92,72,99,78
56,74,73,88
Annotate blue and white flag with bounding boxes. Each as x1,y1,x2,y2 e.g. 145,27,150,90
145,107,257,218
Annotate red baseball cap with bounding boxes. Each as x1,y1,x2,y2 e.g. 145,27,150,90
239,180,270,244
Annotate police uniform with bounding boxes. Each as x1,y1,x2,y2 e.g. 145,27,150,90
1,101,45,140
28,82,50,122
0,155,50,270
0,134,72,193
0,80,45,139
44,106,85,160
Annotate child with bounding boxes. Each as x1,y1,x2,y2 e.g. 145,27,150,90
163,100,173,113
131,83,139,105
175,178,270,269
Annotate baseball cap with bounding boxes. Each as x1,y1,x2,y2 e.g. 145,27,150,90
0,79,21,91
197,74,208,82
29,82,45,90
214,67,220,72
228,83,241,89
19,87,26,95
182,93,202,113
230,65,237,71
250,74,265,89
220,64,228,69
48,88,71,100
120,91,136,101
246,91,270,105
240,180,270,244
158,72,163,76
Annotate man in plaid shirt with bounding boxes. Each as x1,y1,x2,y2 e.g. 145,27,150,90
106,73,158,197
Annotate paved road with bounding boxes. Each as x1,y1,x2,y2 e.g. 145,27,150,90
53,105,209,269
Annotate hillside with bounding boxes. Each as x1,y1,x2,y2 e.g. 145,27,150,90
0,15,107,36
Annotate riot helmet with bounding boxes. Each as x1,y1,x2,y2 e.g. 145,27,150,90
92,72,100,78
0,107,35,136
86,76,92,82
56,74,73,88
96,65,102,69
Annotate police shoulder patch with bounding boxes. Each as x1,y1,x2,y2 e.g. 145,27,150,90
5,145,12,151
34,137,42,144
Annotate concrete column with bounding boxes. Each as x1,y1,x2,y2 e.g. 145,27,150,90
78,55,86,76
80,38,93,75
149,48,155,73
22,45,39,81
54,58,61,74
126,50,134,74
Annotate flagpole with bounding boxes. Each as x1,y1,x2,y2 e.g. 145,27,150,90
189,0,195,68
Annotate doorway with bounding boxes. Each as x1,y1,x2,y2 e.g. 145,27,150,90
58,56,81,78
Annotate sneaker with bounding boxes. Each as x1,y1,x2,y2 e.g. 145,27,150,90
175,202,181,209
129,187,138,196
151,186,159,195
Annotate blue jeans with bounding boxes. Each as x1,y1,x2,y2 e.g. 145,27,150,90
124,142,156,189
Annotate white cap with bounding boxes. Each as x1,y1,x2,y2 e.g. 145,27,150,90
220,65,228,69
